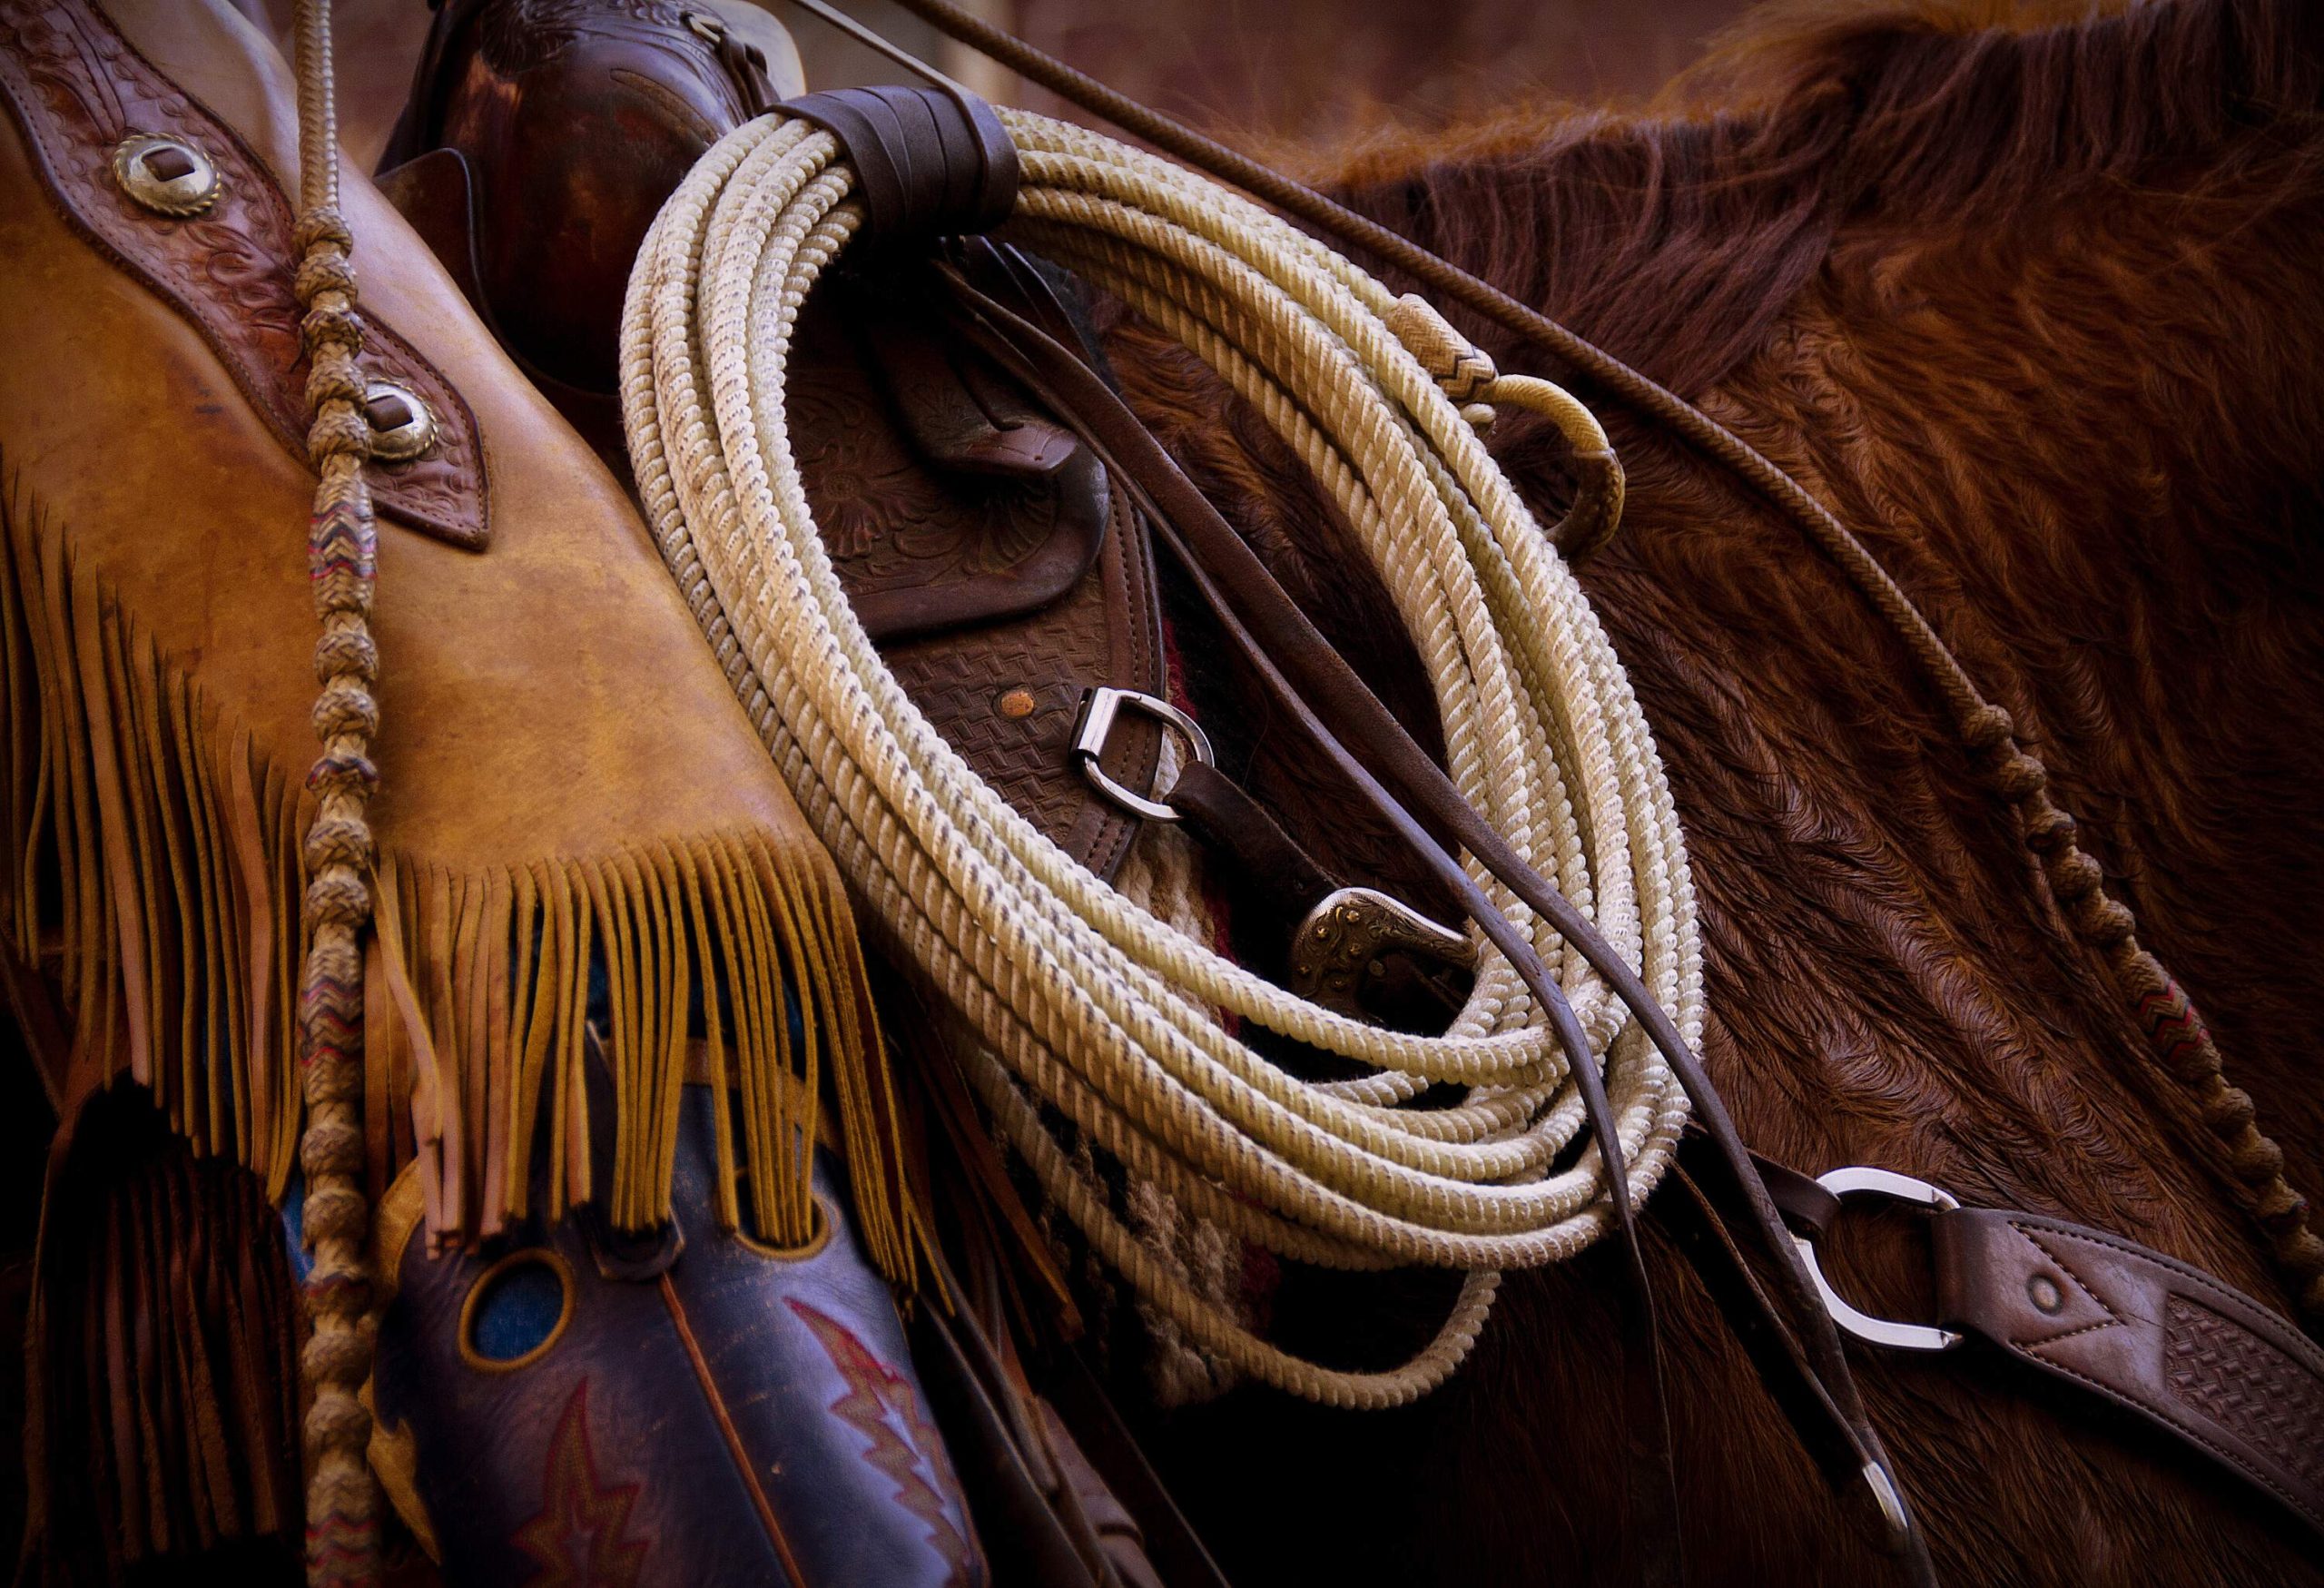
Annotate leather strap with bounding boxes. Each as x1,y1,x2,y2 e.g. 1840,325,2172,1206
1661,1145,1892,1505
936,245,1937,1583
780,85,1018,246
1167,758,1339,922
1934,1206,2324,1538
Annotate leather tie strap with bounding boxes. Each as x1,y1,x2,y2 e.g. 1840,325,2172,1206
780,85,1018,246
1934,1207,2324,1538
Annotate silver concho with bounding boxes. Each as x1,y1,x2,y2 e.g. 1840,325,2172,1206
112,133,222,218
361,381,438,463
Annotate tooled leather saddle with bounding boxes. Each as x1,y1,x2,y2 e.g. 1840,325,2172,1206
379,0,1170,888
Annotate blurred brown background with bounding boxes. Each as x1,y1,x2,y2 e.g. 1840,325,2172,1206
253,0,1760,170
801,0,1755,142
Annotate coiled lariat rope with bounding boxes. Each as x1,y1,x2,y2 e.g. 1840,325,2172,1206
288,0,382,1581
882,0,2324,1327
622,107,1702,1404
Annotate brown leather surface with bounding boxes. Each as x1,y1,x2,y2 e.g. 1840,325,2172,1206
378,0,776,396
1935,1205,2324,1539
780,85,1019,248
802,285,1110,645
6,0,824,873
0,0,488,551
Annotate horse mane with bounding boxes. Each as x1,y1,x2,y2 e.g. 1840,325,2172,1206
1318,0,2324,395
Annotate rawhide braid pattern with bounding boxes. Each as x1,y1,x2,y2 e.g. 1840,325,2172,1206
290,1,380,1582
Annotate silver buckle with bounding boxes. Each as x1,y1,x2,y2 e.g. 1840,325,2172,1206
1793,1166,1964,1353
1288,888,1475,1018
1072,687,1214,823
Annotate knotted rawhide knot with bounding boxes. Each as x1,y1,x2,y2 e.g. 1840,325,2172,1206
303,356,368,412
2046,848,2104,902
305,869,373,929
1385,292,1496,401
295,247,359,307
2022,803,2077,855
300,301,367,359
303,813,375,873
1957,702,2015,751
306,748,380,800
780,84,1019,245
1988,750,2048,803
307,404,374,461
292,203,353,258
312,626,379,684
311,676,380,740
300,1113,369,1178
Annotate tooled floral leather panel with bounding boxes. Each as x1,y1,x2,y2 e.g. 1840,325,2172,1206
0,0,489,550
792,298,1166,881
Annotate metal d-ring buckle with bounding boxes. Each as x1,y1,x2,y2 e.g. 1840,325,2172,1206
1071,687,1214,823
1793,1166,1965,1353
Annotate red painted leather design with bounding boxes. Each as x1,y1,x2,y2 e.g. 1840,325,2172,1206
789,1297,979,1582
514,1382,652,1588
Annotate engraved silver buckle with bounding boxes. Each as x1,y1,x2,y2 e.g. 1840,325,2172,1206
1793,1166,1965,1353
1071,687,1214,823
1287,888,1475,1018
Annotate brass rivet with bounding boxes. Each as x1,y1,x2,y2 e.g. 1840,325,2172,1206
113,133,222,217
998,688,1038,720
2027,1273,2065,1315
362,380,438,463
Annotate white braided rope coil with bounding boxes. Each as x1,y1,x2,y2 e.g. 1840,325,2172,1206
619,108,1702,1407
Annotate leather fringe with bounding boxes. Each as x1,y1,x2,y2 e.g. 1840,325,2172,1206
24,1090,304,1583
0,474,917,1281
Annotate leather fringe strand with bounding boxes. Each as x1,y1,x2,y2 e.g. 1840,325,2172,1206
0,473,916,1280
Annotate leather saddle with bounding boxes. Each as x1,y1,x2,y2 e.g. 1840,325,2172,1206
378,0,1168,885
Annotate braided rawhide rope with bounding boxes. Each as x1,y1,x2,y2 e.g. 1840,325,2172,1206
885,0,2324,1327
288,0,381,1580
624,107,1700,1404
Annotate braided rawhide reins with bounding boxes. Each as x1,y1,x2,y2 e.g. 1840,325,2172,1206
288,1,381,1580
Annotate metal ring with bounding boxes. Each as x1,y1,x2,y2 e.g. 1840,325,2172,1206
1071,686,1213,823
1792,1166,1964,1353
457,1248,577,1374
732,1192,835,1263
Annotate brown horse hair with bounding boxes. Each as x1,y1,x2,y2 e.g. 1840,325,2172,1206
1082,3,2324,1579
1316,0,2324,399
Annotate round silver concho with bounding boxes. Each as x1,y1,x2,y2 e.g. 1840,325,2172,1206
361,381,438,464
112,133,222,218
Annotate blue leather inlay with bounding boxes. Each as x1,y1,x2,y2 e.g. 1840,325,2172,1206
469,1258,566,1363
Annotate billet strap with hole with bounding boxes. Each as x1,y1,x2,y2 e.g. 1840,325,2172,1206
1768,1159,2324,1540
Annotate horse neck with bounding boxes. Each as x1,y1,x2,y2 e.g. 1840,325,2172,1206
1162,0,2324,1271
